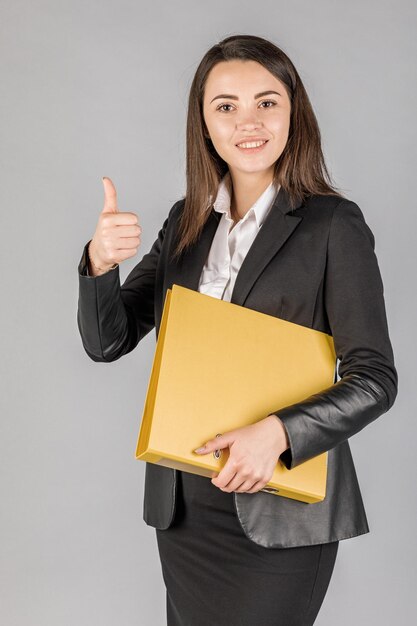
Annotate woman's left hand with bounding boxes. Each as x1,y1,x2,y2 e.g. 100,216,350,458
193,415,290,493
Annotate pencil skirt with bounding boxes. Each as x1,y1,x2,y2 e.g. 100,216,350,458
155,470,339,626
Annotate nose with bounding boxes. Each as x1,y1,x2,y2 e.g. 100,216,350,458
236,114,262,132
235,102,263,128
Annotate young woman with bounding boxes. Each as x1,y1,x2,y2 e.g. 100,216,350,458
77,34,398,626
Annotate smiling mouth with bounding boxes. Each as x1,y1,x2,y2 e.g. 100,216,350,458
235,139,269,152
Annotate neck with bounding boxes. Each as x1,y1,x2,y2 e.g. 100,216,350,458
228,168,275,220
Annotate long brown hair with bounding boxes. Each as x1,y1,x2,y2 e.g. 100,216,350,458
172,34,345,260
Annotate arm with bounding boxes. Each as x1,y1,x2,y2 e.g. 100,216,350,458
76,200,180,362
272,199,398,470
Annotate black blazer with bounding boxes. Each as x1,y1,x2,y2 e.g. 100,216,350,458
77,187,398,549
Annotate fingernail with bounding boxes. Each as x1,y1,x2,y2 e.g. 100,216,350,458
194,446,206,454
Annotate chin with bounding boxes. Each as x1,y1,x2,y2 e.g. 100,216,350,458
232,161,277,175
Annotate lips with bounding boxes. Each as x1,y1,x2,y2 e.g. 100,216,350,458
235,139,269,147
235,139,269,154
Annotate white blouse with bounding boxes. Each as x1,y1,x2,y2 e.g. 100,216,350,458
198,171,280,302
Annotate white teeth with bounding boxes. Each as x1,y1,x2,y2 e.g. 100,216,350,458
237,140,267,148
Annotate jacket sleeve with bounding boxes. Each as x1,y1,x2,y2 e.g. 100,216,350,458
274,199,398,470
76,200,180,362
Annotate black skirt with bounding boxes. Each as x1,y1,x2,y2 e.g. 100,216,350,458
156,470,339,626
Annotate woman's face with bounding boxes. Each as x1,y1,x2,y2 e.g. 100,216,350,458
202,59,291,179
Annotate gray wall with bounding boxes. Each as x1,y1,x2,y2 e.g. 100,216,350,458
1,0,415,624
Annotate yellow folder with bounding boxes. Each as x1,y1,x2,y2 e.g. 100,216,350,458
135,284,336,503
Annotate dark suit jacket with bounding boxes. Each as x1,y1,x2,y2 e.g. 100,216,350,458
77,187,398,548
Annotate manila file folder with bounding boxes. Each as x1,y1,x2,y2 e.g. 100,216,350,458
135,284,336,504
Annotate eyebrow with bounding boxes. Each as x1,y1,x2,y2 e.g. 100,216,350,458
210,90,281,104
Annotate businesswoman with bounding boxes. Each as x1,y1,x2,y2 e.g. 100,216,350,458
77,35,398,626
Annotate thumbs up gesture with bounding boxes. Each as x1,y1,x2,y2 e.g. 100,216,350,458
87,177,142,276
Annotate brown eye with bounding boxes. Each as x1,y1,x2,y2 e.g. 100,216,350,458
217,104,234,112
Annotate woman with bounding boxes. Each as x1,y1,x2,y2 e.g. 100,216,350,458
77,35,398,626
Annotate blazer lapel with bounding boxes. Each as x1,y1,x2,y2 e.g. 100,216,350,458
173,186,305,307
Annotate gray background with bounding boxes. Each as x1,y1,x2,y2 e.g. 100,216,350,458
1,0,415,624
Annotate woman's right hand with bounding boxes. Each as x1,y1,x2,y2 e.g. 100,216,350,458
87,176,142,275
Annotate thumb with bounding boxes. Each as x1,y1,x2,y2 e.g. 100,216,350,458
102,176,119,213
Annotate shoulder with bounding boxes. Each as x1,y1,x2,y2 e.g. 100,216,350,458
330,198,374,248
304,193,362,218
321,197,375,251
159,197,186,235
168,197,186,219
305,194,372,239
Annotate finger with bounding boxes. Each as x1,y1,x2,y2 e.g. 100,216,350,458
102,176,119,213
104,211,139,226
211,459,238,489
114,237,140,250
193,433,229,454
113,224,142,238
217,475,249,493
109,248,138,263
243,480,267,493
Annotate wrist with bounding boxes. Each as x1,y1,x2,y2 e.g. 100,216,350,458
266,414,290,450
87,241,117,275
